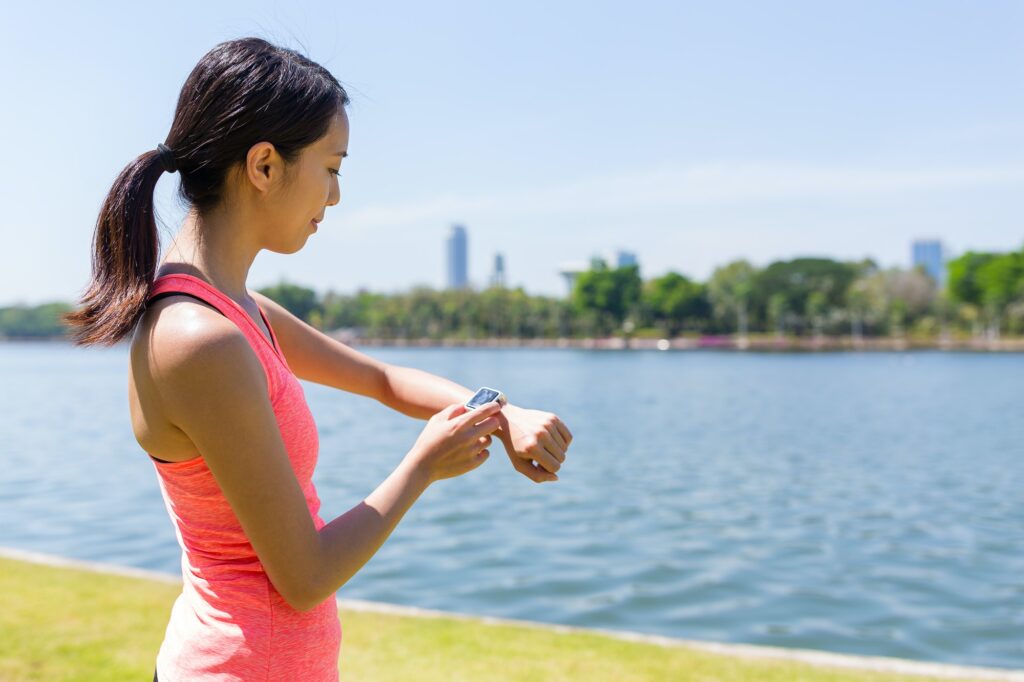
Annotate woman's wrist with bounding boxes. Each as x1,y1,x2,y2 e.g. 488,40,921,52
496,403,522,445
399,451,436,489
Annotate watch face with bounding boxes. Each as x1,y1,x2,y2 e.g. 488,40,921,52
466,388,501,409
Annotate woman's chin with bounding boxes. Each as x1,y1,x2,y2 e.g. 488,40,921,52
266,236,311,255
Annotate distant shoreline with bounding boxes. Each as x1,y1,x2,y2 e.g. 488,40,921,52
349,335,1024,352
8,333,1024,352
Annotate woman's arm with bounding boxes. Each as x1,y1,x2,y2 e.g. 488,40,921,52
381,365,572,483
147,303,434,612
253,292,474,415
380,364,473,417
253,291,572,481
251,291,390,402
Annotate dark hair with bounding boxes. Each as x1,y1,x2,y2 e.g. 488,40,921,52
63,37,349,346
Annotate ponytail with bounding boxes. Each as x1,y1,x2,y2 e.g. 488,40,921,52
62,150,166,346
63,37,349,347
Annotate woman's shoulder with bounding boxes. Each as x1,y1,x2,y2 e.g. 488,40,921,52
129,295,268,459
132,295,267,397
135,295,235,357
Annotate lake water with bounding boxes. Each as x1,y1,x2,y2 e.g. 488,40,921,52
1,344,1022,669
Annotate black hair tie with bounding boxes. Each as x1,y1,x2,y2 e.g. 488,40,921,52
156,143,178,174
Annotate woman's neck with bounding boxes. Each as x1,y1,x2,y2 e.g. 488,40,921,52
159,209,260,302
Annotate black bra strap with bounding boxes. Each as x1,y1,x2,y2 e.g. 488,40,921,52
147,290,215,308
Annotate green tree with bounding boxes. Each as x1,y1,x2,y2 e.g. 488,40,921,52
707,260,756,335
405,287,443,338
844,266,937,337
257,281,320,322
846,268,888,337
805,291,828,338
572,264,642,335
947,251,996,306
643,272,710,336
975,252,1024,336
750,258,857,335
767,293,787,338
0,302,73,338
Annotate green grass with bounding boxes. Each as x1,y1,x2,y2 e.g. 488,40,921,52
0,556,996,681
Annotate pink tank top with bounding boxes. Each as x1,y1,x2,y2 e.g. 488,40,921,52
145,273,341,681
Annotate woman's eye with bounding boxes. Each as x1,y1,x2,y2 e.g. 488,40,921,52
330,168,342,177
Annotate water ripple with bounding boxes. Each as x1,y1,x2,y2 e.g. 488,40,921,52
1,345,1023,669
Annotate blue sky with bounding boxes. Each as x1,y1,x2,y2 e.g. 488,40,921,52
2,0,1022,304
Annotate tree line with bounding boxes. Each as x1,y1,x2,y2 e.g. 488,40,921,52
258,247,1024,340
3,246,1022,340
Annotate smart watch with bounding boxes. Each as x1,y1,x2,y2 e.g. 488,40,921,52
464,387,507,410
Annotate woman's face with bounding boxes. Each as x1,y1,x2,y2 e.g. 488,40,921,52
261,108,350,253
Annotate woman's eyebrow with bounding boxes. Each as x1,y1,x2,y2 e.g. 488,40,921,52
332,151,348,158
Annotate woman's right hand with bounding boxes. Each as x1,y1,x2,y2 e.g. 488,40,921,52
406,401,504,484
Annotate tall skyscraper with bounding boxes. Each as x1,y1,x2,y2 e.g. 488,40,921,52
911,239,945,285
490,253,506,288
614,250,638,268
446,224,468,289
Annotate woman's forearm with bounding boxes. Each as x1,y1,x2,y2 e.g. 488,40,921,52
381,364,475,418
379,363,521,449
305,456,432,610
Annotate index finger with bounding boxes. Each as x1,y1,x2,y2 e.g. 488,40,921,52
469,415,502,436
460,399,502,424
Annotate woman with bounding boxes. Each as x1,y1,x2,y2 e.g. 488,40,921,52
64,37,572,681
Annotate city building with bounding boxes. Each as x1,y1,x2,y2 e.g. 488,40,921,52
911,239,945,285
446,224,468,289
613,249,638,269
558,250,643,298
558,262,589,298
490,253,506,288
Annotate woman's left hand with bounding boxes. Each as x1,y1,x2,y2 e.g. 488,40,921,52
494,405,572,483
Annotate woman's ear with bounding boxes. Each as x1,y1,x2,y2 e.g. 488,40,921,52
243,141,283,195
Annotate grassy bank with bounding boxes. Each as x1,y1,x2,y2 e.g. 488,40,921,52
0,555,1006,681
